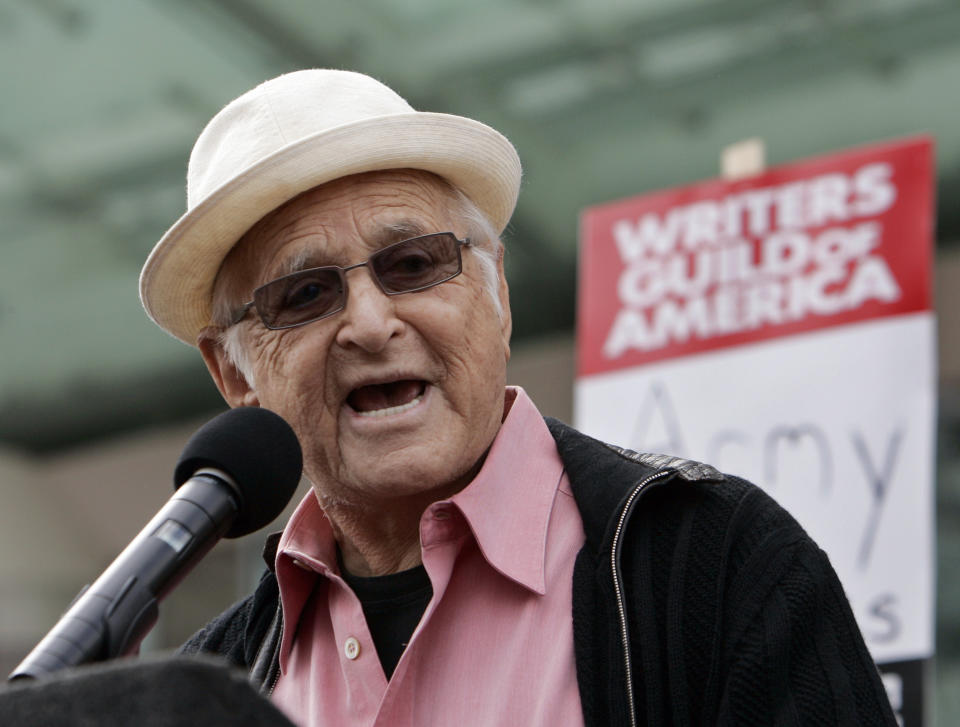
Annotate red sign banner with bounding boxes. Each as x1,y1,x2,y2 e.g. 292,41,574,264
578,137,934,376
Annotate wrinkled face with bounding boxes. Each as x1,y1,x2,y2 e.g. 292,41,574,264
206,170,512,508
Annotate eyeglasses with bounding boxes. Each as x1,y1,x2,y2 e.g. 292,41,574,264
231,232,471,330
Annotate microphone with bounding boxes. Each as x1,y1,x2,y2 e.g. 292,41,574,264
9,407,303,681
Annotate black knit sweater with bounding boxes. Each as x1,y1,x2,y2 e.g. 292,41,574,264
182,418,896,726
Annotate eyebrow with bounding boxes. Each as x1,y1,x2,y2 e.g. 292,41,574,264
270,220,432,279
379,220,429,243
274,248,315,279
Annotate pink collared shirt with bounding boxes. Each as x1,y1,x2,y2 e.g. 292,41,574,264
271,387,585,727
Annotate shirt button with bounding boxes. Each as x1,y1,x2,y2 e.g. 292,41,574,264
434,509,450,521
344,637,361,660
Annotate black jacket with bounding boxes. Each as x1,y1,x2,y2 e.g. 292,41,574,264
182,419,896,726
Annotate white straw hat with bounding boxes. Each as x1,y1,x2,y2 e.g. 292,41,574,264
139,69,522,345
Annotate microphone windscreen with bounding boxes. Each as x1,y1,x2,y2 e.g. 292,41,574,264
0,656,296,726
173,407,303,537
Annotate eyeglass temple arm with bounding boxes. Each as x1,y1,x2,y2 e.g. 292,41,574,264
229,300,255,326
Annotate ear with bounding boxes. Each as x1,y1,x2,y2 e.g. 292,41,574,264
496,247,512,361
197,328,260,408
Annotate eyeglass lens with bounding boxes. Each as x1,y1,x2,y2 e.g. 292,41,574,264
253,232,464,329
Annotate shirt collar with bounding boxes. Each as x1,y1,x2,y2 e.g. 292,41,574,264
443,387,564,595
275,491,338,572
273,490,340,672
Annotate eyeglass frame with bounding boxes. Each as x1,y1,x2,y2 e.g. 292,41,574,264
229,232,472,330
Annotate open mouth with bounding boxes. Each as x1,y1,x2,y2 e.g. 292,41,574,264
346,379,427,418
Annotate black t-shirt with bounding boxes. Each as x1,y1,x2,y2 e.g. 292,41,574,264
340,562,433,680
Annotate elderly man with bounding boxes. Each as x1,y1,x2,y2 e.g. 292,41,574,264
140,70,895,726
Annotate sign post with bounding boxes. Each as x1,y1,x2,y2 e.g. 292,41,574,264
576,137,935,725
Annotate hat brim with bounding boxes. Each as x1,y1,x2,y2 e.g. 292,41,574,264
139,111,521,345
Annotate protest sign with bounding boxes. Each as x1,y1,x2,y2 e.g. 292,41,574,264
577,137,935,724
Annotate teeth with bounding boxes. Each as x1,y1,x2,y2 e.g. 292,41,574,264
355,394,423,418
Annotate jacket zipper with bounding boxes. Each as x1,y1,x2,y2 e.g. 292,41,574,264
267,660,281,697
266,601,282,696
610,469,673,727
250,601,283,697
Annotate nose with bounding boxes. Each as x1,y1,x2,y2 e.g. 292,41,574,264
333,266,404,352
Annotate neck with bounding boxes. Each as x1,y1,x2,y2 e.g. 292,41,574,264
317,488,452,577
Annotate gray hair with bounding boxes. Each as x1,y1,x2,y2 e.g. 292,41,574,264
209,184,504,387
